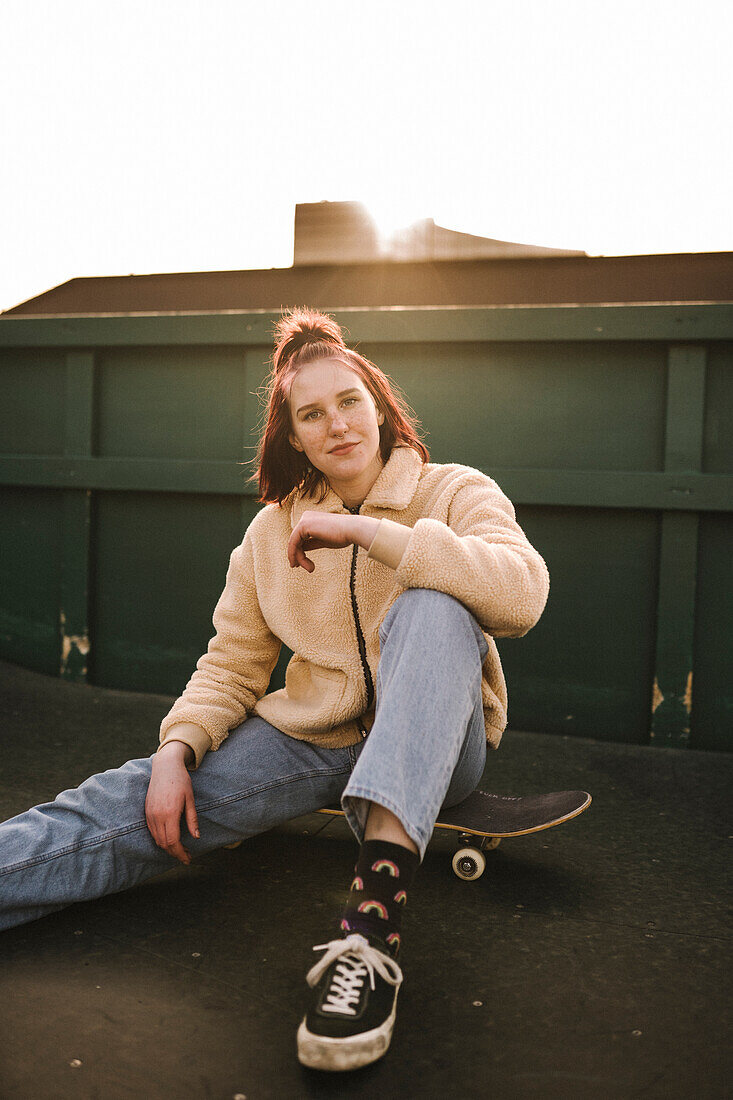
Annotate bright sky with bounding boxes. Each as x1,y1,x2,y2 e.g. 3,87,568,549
1,0,730,313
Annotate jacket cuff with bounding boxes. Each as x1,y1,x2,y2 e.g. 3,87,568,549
366,519,413,571
158,723,212,771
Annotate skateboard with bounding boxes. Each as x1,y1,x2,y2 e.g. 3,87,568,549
317,789,592,881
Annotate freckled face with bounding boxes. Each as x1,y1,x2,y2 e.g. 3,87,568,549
287,359,385,504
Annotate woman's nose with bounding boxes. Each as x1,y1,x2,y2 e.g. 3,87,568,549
328,411,349,433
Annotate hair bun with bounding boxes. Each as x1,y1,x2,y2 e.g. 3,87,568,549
272,307,346,371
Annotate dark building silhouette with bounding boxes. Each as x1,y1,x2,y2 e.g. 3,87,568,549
293,201,586,264
4,200,731,314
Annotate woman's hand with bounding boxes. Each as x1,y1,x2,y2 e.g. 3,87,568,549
145,742,200,865
287,511,378,572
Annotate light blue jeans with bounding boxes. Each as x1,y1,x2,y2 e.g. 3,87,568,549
0,588,489,931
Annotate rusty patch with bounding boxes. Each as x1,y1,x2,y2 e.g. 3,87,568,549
683,671,693,715
61,632,90,662
651,678,664,713
60,610,90,674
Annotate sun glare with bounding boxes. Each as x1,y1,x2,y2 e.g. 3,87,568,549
364,199,427,246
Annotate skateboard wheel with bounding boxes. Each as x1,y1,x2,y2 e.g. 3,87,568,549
223,841,243,850
452,847,486,881
481,837,501,851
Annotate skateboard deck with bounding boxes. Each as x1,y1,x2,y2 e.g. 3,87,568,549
318,788,592,880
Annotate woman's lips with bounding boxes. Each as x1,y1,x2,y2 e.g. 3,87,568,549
330,442,358,454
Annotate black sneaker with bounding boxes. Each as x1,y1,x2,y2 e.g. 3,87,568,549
297,932,403,1071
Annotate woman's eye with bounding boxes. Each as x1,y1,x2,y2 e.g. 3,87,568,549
304,397,358,421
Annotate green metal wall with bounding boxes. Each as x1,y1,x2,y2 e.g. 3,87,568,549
1,306,731,750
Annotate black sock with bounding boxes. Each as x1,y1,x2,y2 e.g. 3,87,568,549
339,839,420,957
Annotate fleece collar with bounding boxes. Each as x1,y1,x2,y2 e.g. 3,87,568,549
290,445,424,528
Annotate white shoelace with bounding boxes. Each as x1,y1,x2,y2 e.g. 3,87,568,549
305,934,403,1017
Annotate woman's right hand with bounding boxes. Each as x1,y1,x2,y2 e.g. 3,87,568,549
145,741,200,864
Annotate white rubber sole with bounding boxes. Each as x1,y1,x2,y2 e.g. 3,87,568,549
297,997,398,1072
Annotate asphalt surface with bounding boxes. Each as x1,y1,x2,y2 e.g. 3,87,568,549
1,659,731,1099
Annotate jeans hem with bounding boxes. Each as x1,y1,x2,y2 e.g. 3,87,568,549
341,784,429,861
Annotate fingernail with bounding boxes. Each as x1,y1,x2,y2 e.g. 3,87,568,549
194,829,200,838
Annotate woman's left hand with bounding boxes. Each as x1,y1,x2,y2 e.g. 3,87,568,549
288,511,378,572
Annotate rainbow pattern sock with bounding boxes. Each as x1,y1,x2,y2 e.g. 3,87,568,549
339,839,420,957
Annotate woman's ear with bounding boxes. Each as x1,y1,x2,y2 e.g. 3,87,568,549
288,432,304,453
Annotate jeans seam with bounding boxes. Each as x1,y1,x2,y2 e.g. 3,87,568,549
0,763,352,877
194,763,351,814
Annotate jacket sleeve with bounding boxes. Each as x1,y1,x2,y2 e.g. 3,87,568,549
367,471,550,638
159,531,282,765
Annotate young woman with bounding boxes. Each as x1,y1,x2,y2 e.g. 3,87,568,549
0,308,550,1072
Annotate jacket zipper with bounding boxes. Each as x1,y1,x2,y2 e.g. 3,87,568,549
347,505,373,737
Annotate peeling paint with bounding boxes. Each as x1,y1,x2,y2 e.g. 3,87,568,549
651,678,664,713
683,671,693,716
59,610,90,675
61,632,90,661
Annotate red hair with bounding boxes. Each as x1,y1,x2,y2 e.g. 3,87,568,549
249,307,429,505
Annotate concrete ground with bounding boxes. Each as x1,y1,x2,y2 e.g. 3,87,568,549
0,658,730,1100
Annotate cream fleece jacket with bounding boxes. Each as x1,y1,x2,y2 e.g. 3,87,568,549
158,446,550,770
